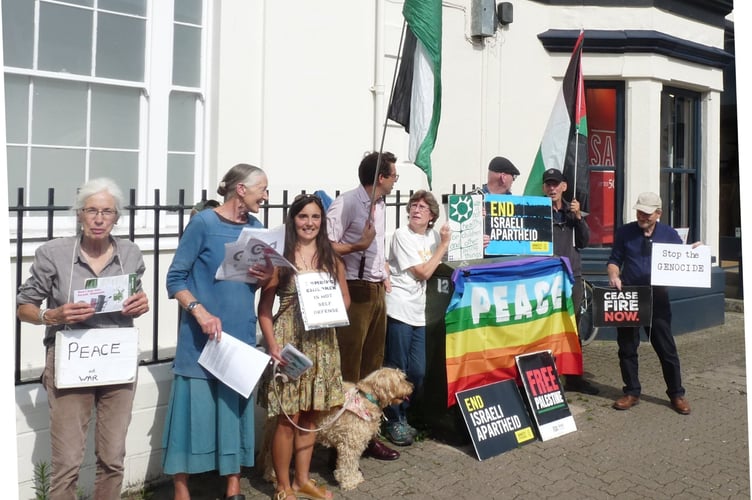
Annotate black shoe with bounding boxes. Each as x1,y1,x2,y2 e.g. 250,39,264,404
564,375,600,395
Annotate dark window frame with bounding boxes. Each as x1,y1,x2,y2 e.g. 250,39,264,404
660,86,701,243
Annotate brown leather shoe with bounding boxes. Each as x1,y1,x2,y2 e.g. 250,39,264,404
365,439,400,460
612,394,640,410
670,396,691,415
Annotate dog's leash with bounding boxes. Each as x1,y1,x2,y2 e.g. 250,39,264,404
271,361,358,433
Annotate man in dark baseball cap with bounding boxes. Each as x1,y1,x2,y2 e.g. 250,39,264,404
542,167,599,395
482,156,520,194
542,167,565,184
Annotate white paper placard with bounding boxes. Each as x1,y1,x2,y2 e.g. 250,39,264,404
198,332,271,398
295,271,350,331
651,243,712,288
54,327,139,388
215,226,296,283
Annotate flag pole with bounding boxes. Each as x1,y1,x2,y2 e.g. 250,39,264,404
369,18,408,209
358,19,408,278
572,31,584,246
572,31,584,205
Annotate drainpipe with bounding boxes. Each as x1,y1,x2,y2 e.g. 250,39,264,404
373,0,385,151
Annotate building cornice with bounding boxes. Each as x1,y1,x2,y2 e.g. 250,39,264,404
529,0,733,28
538,29,734,70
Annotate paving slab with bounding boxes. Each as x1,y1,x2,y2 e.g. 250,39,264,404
129,311,748,500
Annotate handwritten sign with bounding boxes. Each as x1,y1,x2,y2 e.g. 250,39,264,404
592,285,652,327
54,328,138,388
296,271,350,330
455,379,536,460
651,243,711,288
516,350,576,441
484,195,553,256
446,194,484,262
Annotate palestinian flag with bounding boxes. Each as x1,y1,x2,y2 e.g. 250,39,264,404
523,31,588,209
387,0,442,189
444,257,583,407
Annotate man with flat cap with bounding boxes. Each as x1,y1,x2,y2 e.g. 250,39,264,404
607,192,691,415
476,156,520,250
542,168,599,395
481,156,520,195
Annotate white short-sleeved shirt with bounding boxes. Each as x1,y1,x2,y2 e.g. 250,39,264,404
385,225,440,326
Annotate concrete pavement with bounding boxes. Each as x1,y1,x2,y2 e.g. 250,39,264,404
131,307,748,499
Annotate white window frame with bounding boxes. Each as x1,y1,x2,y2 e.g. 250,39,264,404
5,0,211,241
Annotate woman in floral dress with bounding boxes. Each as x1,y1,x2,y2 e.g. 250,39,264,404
259,193,350,500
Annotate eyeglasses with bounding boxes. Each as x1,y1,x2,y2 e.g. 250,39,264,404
384,173,400,181
503,172,518,181
409,203,431,213
81,208,118,219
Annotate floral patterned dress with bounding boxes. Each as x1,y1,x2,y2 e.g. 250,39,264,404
261,271,345,416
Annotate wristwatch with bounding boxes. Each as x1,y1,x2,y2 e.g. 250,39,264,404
185,301,200,312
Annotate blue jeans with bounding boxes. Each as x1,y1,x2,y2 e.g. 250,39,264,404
383,316,425,423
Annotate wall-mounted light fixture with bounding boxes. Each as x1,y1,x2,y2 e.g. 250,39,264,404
497,2,513,25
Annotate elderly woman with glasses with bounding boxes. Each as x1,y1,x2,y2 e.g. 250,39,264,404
382,190,450,446
16,177,150,500
163,163,274,500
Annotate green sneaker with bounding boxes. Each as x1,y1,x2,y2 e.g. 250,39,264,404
404,422,418,437
384,422,413,446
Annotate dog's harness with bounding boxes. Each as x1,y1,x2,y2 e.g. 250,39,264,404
343,388,381,422
271,367,383,431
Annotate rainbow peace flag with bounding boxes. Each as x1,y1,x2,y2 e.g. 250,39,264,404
445,257,583,406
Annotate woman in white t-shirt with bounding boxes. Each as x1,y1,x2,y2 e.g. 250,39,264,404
383,190,450,446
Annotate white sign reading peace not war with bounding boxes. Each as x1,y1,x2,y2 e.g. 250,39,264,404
651,243,711,288
55,327,139,388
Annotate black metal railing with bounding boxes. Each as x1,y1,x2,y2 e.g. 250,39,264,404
11,185,483,385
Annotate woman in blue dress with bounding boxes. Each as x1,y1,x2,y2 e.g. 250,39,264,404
163,163,273,500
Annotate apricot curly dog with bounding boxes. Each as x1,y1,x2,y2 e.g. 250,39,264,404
259,367,414,491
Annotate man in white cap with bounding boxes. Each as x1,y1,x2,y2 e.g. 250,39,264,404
542,168,599,395
606,192,690,415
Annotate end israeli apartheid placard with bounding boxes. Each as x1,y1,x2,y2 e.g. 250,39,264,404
651,243,711,288
516,350,576,441
484,195,553,256
455,379,537,461
592,285,652,328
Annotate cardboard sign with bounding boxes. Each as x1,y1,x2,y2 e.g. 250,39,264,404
54,327,139,388
455,379,537,460
295,271,350,330
592,285,652,327
651,243,711,288
516,350,576,441
484,195,553,256
446,194,484,262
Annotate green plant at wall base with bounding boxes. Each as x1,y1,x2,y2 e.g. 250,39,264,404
33,461,51,500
